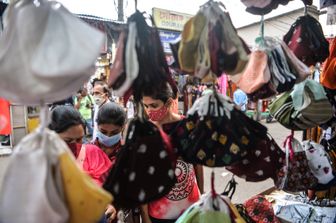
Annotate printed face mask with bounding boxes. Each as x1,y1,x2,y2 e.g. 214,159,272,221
97,131,122,147
148,104,169,122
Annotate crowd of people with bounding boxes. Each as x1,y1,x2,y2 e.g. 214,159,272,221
47,77,205,223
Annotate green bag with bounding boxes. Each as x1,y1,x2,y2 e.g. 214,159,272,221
291,80,333,126
269,92,299,130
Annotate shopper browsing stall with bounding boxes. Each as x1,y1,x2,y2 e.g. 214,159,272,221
94,102,126,165
49,106,116,222
140,83,203,223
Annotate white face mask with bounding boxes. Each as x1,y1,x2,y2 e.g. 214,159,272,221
93,95,105,106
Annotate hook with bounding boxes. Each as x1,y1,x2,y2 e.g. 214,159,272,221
255,15,265,48
304,3,308,16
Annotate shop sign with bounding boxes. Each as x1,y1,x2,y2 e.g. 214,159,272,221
158,30,180,53
152,7,192,31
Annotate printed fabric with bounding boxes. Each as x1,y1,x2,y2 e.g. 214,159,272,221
148,121,200,220
244,195,280,223
148,160,200,220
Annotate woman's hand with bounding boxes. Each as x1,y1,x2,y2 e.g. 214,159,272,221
105,204,117,223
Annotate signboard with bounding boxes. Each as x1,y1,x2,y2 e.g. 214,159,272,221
153,7,192,31
159,30,180,54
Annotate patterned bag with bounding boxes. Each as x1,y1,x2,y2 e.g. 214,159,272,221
284,14,329,66
103,119,176,209
226,134,285,183
173,91,268,167
276,134,318,192
244,195,280,223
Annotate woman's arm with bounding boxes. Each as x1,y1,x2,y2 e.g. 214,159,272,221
194,164,204,194
140,204,152,223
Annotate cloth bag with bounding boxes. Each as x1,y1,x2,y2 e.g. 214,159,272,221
236,50,271,94
0,129,69,223
0,0,104,104
269,91,299,130
302,140,335,185
103,119,176,209
244,195,280,223
276,134,318,192
173,91,268,167
284,14,329,66
0,128,113,223
176,192,246,223
291,79,333,128
226,134,285,183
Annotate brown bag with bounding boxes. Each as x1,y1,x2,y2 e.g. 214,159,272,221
237,50,270,94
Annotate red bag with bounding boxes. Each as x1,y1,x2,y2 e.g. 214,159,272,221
226,134,285,183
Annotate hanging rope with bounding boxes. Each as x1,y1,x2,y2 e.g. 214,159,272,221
135,0,137,11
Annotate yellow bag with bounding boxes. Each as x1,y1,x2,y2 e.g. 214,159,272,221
59,151,113,223
178,12,206,74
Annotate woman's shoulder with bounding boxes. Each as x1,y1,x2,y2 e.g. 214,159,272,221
83,144,103,153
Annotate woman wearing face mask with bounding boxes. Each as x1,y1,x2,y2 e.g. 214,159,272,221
93,102,126,165
140,83,204,223
49,105,116,223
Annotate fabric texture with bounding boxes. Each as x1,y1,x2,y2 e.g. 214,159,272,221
226,135,285,183
284,14,329,67
244,195,280,223
103,119,176,209
0,0,104,104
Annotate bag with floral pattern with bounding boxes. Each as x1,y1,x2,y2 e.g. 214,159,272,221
276,133,318,192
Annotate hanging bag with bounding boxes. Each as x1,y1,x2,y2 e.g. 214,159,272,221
103,119,176,209
276,134,318,192
284,14,329,66
0,129,69,223
0,0,104,104
173,91,268,167
226,134,285,183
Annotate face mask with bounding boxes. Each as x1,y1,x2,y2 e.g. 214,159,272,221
148,105,169,122
97,131,121,147
93,95,105,106
67,142,80,156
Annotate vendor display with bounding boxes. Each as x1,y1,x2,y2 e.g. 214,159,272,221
1,0,336,222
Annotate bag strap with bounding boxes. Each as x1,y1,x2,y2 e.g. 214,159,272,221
76,144,86,169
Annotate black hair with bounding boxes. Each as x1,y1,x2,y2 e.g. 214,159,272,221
141,82,175,103
97,102,126,127
49,105,84,133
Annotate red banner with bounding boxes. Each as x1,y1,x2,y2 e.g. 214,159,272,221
0,98,11,135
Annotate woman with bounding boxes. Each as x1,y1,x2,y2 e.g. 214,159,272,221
94,102,127,165
49,105,116,222
140,83,204,223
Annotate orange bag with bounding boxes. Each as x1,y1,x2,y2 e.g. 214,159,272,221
237,51,270,94
321,38,336,89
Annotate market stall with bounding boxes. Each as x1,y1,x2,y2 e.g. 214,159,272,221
1,0,336,222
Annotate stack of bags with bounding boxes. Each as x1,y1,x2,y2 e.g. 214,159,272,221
177,1,249,79
232,37,310,101
269,79,333,130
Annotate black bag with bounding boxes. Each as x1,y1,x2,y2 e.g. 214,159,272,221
103,119,176,209
172,92,268,167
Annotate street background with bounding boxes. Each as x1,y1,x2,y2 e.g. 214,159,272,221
0,120,302,203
